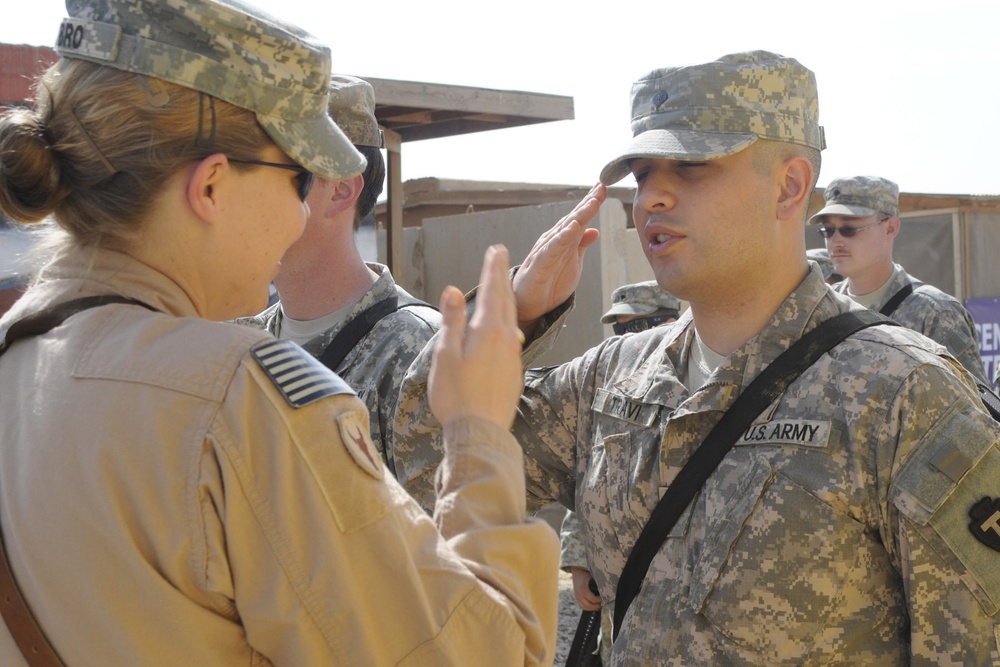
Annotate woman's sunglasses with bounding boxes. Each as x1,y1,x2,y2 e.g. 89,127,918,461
227,157,315,201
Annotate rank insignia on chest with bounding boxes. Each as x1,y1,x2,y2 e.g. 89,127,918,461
338,411,384,479
251,339,354,408
592,389,660,427
968,497,1000,552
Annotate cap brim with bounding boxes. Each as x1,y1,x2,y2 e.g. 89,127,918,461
258,111,367,181
600,129,757,185
807,203,877,225
600,303,658,324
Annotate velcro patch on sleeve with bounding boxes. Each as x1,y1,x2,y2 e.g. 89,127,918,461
251,339,355,408
338,410,384,479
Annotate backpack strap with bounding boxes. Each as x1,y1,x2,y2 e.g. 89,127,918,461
879,283,914,317
0,294,155,667
316,290,436,373
612,309,892,639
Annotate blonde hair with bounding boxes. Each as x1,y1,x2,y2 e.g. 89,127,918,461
0,58,272,247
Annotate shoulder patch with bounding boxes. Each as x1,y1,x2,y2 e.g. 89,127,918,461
969,497,1000,552
338,411,384,479
251,339,355,408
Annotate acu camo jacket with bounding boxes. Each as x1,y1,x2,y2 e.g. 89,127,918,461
241,263,443,510
397,266,1000,665
834,263,989,386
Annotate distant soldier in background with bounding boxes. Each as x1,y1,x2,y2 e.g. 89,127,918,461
810,175,989,384
806,247,842,284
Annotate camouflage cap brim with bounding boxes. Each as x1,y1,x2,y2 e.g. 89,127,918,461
258,111,366,181
807,203,878,225
599,128,757,186
600,302,660,324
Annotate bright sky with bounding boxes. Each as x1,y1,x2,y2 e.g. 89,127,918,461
3,0,998,195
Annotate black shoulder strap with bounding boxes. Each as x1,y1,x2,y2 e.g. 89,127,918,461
0,295,154,358
879,283,914,317
316,291,436,373
0,294,154,667
611,309,892,639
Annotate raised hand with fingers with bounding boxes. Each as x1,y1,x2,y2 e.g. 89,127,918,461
429,244,525,430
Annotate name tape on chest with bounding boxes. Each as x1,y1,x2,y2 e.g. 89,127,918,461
592,389,661,427
738,419,831,448
251,339,355,408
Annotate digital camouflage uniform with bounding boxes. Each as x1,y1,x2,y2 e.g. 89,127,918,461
240,263,442,510
544,268,1000,664
833,263,989,386
395,49,1000,664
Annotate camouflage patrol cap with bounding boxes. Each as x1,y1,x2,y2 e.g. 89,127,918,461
328,74,384,149
55,0,366,180
806,248,835,281
601,280,681,323
600,51,826,186
808,175,899,224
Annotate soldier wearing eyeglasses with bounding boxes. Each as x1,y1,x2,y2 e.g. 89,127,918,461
810,175,988,384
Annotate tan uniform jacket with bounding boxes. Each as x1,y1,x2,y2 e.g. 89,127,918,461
0,246,558,666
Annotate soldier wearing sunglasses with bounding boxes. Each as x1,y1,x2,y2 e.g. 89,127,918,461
809,175,988,384
600,280,681,336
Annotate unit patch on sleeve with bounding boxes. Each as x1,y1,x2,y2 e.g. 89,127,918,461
338,411,384,479
251,339,355,408
968,497,1000,552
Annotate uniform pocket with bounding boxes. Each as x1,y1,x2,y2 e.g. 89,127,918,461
690,462,872,662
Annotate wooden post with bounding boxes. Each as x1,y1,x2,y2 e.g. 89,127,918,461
383,127,403,282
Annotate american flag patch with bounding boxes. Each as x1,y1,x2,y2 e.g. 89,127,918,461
251,340,355,408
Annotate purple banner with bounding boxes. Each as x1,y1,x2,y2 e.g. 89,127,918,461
967,297,1000,384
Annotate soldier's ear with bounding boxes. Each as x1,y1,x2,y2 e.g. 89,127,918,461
328,174,363,214
775,155,813,223
885,216,901,239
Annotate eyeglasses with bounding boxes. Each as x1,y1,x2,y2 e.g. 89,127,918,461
612,311,678,336
227,157,315,201
817,217,888,239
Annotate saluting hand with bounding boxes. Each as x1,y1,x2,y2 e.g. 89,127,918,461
512,183,605,339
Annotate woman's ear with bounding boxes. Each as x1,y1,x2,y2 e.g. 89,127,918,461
186,154,229,223
776,155,814,223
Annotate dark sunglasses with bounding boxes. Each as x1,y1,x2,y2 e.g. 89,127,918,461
227,157,315,201
817,218,887,239
612,311,678,336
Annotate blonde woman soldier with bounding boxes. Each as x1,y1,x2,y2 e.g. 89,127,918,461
0,0,558,665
